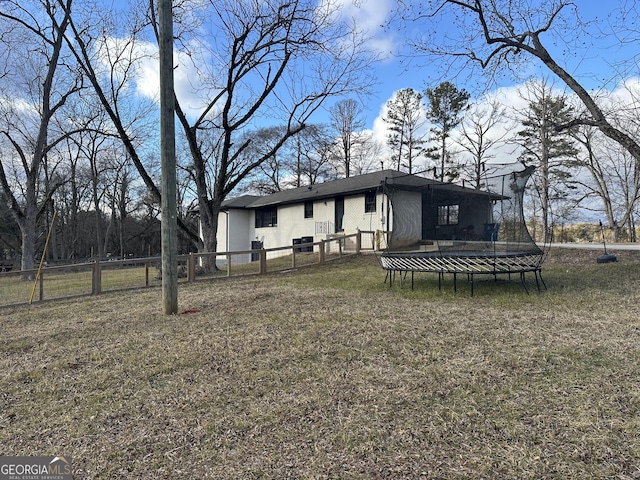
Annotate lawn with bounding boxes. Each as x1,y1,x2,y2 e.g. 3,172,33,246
1,248,639,479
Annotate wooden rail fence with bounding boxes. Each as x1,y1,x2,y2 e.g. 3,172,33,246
0,231,379,307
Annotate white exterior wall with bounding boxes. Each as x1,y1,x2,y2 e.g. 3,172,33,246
313,199,334,236
342,193,386,235
216,209,253,264
254,203,317,250
252,193,391,250
215,192,410,263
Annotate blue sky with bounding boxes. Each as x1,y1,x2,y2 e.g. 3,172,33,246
128,0,638,170
337,0,639,129
127,0,638,133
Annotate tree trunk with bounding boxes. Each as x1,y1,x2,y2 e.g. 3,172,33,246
19,195,37,278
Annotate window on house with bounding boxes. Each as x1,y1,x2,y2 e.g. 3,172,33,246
255,206,278,228
364,191,377,213
438,204,459,225
304,201,313,219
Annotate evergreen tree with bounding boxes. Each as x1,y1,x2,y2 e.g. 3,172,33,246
424,81,470,182
382,88,426,173
517,80,579,242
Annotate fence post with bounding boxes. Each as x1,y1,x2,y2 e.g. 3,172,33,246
319,240,325,265
188,252,196,282
226,253,232,277
356,230,361,254
39,271,44,301
145,261,150,286
260,249,267,274
92,260,101,295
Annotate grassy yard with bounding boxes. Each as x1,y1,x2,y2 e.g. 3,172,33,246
1,248,639,479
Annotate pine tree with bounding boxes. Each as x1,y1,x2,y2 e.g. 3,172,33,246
517,80,579,242
382,88,426,173
424,81,470,182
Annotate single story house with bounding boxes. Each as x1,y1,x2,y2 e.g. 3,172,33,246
216,170,501,258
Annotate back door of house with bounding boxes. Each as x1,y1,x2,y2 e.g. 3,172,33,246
335,196,344,232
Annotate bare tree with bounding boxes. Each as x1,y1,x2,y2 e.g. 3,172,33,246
570,126,640,242
0,0,83,272
249,124,337,192
289,124,336,187
149,0,377,257
244,126,290,194
330,99,365,178
349,131,382,176
455,97,509,188
403,1,640,187
57,0,198,243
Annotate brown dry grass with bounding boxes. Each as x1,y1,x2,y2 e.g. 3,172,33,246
1,248,639,479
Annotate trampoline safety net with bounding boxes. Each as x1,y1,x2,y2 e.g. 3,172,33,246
382,166,542,255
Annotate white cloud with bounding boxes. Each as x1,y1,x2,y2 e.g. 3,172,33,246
97,36,216,120
331,0,398,60
336,0,392,32
133,41,214,120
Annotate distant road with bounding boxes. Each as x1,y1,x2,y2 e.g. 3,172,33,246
547,243,640,251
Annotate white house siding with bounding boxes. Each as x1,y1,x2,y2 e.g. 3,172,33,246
216,209,253,264
216,191,413,264
253,193,389,252
342,193,386,235
254,202,317,250
313,199,334,235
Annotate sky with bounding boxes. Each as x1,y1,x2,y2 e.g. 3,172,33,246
322,0,640,172
124,0,639,178
334,0,638,121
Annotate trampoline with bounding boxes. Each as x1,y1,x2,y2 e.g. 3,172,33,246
379,167,546,295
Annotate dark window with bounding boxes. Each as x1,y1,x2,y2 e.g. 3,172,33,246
304,201,313,219
364,191,377,213
255,206,277,228
438,204,459,225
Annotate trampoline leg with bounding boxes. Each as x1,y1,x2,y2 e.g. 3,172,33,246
453,273,457,292
470,273,474,297
411,271,414,290
534,270,541,293
520,271,530,295
537,269,547,290
438,272,442,291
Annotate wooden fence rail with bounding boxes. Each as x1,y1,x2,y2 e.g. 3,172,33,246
0,231,379,308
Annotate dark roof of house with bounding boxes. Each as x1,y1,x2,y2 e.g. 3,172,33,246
221,195,261,209
221,170,499,210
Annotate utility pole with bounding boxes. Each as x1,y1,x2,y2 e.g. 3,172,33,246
159,0,178,314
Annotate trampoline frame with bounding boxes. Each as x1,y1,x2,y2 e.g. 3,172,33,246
380,248,546,296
